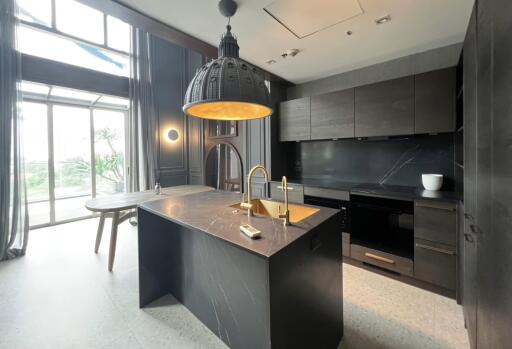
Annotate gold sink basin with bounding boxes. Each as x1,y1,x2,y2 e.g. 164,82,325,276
230,199,319,224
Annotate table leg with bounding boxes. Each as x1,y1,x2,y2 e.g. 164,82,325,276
94,213,106,253
108,212,120,272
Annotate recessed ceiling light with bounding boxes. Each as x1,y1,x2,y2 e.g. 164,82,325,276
375,15,391,25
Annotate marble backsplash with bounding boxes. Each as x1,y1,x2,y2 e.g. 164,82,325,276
289,133,455,190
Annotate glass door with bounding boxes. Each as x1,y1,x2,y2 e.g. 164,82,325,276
23,102,51,226
52,105,93,222
22,83,129,228
93,109,127,196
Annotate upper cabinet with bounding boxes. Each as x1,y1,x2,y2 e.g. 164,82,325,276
414,68,456,134
279,69,457,142
310,89,355,140
355,76,414,137
279,97,310,142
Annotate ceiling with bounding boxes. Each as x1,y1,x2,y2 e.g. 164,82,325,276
119,0,474,84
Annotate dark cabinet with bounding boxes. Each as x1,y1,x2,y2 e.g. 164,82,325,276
488,0,512,347
460,0,512,347
463,219,478,349
462,7,479,349
310,89,354,140
414,68,456,134
355,76,414,137
413,200,457,290
414,200,456,246
279,97,310,141
414,238,456,290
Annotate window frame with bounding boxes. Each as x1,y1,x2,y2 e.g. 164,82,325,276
17,0,130,56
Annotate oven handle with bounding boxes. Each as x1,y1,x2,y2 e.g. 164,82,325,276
364,252,395,264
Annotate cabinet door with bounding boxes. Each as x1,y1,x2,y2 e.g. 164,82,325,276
464,6,477,222
489,0,512,347
414,238,456,290
311,89,354,140
355,76,414,137
414,68,456,134
463,221,478,349
462,8,477,349
414,200,456,246
279,97,310,142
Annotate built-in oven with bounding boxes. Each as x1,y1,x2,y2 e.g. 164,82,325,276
350,194,414,275
304,195,350,256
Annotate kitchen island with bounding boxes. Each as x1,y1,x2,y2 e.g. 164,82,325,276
137,190,343,349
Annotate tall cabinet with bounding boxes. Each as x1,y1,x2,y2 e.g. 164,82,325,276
461,0,512,347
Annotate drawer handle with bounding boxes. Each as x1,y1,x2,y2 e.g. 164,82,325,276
464,233,475,243
415,243,455,255
470,224,481,235
364,252,395,264
464,213,474,221
277,186,294,191
415,201,455,211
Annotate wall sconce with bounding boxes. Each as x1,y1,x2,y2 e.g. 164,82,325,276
167,129,179,143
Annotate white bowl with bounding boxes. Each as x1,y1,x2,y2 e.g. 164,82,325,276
422,174,443,191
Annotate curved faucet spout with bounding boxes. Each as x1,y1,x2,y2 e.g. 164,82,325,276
242,165,269,216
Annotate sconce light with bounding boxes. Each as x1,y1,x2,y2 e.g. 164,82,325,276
167,129,179,142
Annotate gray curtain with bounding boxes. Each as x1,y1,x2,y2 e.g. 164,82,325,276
127,27,159,192
0,0,29,260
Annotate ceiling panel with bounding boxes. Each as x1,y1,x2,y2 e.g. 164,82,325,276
264,0,363,38
117,0,474,84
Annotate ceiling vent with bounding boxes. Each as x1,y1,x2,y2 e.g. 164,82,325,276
264,0,363,39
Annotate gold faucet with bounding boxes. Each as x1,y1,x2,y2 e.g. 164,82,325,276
241,165,269,216
278,176,291,226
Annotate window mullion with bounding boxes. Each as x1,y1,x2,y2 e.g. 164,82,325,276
47,103,56,224
90,108,97,199
51,0,57,29
103,14,108,47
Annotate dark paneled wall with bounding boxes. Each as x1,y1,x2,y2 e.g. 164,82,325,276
151,35,205,187
289,134,455,189
151,35,188,186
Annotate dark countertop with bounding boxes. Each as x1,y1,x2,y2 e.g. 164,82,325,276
138,190,339,258
278,178,459,202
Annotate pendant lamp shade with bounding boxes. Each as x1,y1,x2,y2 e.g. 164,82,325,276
183,25,273,121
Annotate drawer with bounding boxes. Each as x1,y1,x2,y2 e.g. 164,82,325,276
270,182,304,204
414,238,456,290
350,244,413,276
414,200,456,245
342,232,350,257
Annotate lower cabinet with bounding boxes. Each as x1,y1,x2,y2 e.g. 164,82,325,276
414,239,456,290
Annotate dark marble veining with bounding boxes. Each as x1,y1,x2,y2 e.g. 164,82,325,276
287,133,456,191
138,190,339,258
288,178,458,202
350,183,459,202
138,191,344,349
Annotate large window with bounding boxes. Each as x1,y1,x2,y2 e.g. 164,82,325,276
16,0,130,77
21,81,129,228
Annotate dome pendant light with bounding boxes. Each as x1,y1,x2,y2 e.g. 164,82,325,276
183,0,273,121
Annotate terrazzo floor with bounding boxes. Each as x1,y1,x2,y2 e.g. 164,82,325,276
0,217,469,349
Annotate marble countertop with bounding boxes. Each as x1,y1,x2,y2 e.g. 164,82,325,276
277,178,459,202
138,190,339,258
